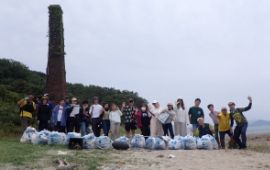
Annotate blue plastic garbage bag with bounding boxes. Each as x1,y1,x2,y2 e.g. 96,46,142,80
31,132,49,145
48,131,66,145
82,133,96,149
131,134,145,148
95,136,112,149
184,135,197,150
20,127,37,144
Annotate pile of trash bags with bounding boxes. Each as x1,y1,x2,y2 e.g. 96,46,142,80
20,127,218,150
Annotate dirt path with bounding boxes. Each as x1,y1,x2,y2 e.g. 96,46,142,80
101,149,270,170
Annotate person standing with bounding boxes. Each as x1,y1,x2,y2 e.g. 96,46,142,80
102,103,111,136
79,100,90,136
207,104,220,147
67,97,81,133
140,104,151,139
188,98,204,135
148,100,164,136
109,103,122,140
37,98,51,131
17,95,36,129
161,103,176,139
89,97,104,137
52,99,67,133
122,98,137,138
218,107,233,149
229,96,252,149
174,98,189,136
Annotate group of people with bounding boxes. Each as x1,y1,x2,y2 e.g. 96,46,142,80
17,94,252,149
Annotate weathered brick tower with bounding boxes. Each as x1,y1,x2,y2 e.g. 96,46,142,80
46,5,67,101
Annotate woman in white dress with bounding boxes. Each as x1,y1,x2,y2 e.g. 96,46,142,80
174,98,189,136
148,100,164,136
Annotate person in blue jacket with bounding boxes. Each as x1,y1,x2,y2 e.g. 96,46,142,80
52,99,67,133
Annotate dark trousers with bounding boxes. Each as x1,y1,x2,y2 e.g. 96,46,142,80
234,123,248,148
214,124,220,147
141,126,150,139
55,121,66,133
68,117,80,133
38,120,49,131
92,118,101,137
21,117,32,129
102,119,110,136
219,130,233,149
163,123,174,139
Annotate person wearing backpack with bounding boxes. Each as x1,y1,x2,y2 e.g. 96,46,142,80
229,96,252,149
17,95,36,129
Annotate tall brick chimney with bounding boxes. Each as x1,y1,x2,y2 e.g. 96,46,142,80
46,5,67,101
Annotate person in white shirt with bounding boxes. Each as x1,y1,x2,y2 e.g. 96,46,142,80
174,98,189,136
67,97,81,133
89,97,104,137
148,100,164,136
109,103,123,140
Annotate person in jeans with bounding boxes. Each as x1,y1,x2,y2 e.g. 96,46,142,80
174,98,189,136
79,100,90,136
102,103,110,136
122,98,137,138
161,103,176,139
52,99,67,133
188,98,204,134
37,98,51,131
229,96,252,149
67,97,81,133
218,107,233,149
89,97,104,137
109,103,122,140
208,104,220,147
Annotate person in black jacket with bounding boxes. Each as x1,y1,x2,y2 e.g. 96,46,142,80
197,117,214,137
79,100,90,136
37,98,51,131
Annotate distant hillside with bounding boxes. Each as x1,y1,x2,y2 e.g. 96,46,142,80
0,58,147,136
250,120,270,127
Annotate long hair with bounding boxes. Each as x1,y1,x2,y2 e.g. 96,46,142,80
177,99,185,110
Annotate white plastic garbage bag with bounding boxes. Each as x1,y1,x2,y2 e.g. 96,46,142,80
65,132,81,145
154,137,166,150
184,135,197,150
145,137,156,149
168,139,183,150
31,132,49,145
202,134,218,149
20,127,37,144
95,136,112,149
82,133,96,149
131,134,145,148
48,131,66,145
145,137,166,150
173,136,185,149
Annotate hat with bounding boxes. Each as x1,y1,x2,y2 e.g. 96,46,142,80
152,100,158,104
167,103,174,106
71,97,77,101
228,102,235,106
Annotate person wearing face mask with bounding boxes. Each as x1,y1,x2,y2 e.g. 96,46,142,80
137,104,151,138
148,100,164,136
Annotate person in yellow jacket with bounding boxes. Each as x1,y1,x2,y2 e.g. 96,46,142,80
218,107,233,149
17,95,36,128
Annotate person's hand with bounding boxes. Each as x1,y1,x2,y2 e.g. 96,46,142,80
121,102,126,108
247,96,252,103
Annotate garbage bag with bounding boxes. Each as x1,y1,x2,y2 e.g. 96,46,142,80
115,136,129,144
145,137,166,150
196,137,204,149
20,127,37,144
202,134,218,149
131,134,145,148
65,132,81,145
95,136,112,149
173,136,185,149
31,132,49,145
39,129,51,137
48,131,66,145
82,133,96,149
184,135,197,150
168,139,182,150
112,141,129,150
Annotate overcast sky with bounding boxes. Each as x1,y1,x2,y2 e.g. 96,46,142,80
1,0,270,122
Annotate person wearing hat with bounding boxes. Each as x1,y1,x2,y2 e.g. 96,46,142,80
67,97,81,133
17,94,36,129
37,98,51,131
148,100,164,136
229,96,252,149
174,98,189,136
160,103,176,139
122,98,137,138
89,97,104,137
